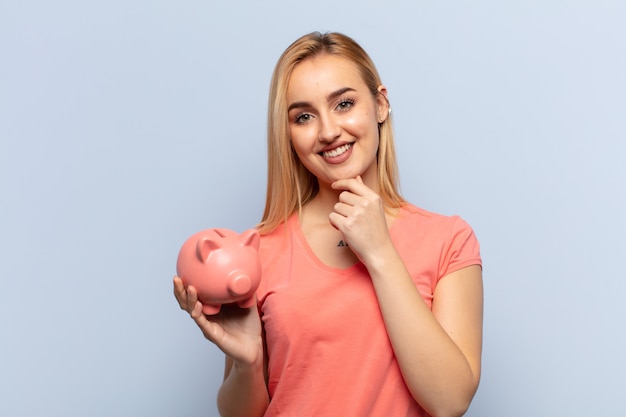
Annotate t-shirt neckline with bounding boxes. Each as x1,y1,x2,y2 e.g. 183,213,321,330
289,205,408,274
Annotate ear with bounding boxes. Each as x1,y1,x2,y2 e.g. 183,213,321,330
240,228,260,250
196,236,221,262
376,85,390,123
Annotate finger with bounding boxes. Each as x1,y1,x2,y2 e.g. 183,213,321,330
333,201,354,217
331,178,358,191
186,285,200,314
328,214,340,230
338,189,361,206
173,276,184,292
189,298,208,324
189,300,219,342
329,211,349,232
332,177,370,196
173,276,188,310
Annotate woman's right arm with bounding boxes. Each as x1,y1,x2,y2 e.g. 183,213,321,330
173,277,269,417
218,355,268,417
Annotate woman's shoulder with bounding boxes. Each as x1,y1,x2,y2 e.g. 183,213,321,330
257,214,296,255
395,202,479,246
397,203,469,228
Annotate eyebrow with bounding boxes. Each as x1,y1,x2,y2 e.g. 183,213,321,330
287,87,357,112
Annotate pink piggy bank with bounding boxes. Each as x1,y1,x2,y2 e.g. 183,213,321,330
176,228,261,315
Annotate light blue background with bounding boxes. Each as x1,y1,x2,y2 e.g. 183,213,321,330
1,1,624,416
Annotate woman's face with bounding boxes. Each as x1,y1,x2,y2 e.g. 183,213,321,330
286,54,388,187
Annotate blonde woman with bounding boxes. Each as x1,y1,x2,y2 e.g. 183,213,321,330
174,31,483,417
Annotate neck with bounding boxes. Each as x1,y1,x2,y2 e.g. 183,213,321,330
301,189,339,226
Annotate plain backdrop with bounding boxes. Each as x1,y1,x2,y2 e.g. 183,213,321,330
1,1,625,416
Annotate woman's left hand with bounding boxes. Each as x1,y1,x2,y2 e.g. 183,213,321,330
329,176,394,265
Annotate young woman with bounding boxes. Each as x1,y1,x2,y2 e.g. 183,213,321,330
174,31,483,417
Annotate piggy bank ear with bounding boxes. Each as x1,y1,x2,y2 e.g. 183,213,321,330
196,237,222,262
240,229,260,249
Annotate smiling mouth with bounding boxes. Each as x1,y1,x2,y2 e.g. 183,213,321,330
321,143,352,158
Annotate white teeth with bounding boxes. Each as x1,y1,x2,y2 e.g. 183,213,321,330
322,143,352,158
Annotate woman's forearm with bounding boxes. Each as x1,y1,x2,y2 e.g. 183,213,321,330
366,248,482,417
217,358,269,417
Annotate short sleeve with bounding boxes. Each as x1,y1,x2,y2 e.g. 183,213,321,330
438,216,482,279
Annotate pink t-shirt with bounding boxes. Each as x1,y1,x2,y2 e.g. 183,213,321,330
256,204,482,417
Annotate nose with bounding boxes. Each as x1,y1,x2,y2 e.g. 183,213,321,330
318,113,341,143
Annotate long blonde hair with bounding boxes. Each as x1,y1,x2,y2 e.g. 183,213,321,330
258,32,404,233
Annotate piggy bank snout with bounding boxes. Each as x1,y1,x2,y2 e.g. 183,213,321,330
228,272,253,296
